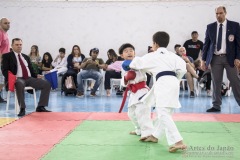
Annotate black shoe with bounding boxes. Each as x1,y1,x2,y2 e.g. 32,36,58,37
36,106,51,112
0,97,6,103
18,108,26,117
190,91,195,98
206,107,221,112
90,92,96,97
116,90,123,96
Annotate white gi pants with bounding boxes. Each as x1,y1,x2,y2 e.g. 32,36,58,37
50,67,68,75
152,107,183,146
128,102,153,138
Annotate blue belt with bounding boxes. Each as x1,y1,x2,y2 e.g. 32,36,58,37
156,71,176,81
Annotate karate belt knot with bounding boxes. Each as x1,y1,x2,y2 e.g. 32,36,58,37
118,81,147,113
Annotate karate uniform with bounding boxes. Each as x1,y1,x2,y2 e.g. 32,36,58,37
130,47,186,145
121,69,153,138
51,56,68,75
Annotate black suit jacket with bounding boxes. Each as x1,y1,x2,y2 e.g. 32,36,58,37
202,20,240,67
1,51,37,83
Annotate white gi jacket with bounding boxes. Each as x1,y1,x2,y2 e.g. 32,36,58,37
130,47,186,109
121,69,149,108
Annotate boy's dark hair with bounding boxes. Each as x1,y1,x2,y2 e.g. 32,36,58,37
152,31,169,48
59,48,65,53
174,44,181,50
191,31,198,35
194,59,201,68
119,43,135,55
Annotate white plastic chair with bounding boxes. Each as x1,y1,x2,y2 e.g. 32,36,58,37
110,78,122,94
180,78,187,91
81,69,104,96
181,78,199,96
6,86,37,114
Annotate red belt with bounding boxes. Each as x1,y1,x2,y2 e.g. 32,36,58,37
119,81,148,113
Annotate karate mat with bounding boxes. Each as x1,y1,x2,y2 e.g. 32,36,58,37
0,113,239,160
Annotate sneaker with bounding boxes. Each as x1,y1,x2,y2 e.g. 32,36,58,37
190,91,195,98
207,91,212,97
116,90,123,96
90,92,96,97
199,83,204,88
76,92,84,98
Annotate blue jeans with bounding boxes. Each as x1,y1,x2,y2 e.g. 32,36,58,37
77,69,103,93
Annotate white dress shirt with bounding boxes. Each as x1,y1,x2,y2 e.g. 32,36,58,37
14,52,31,78
215,20,227,55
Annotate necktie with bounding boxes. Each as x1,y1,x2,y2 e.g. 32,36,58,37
217,24,223,51
18,54,29,79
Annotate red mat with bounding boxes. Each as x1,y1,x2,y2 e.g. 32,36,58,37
214,114,240,122
1,120,81,131
172,113,218,122
0,113,83,160
0,130,69,145
0,144,53,160
22,112,91,121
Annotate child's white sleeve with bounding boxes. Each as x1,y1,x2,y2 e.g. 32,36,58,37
175,57,187,80
121,69,127,87
130,57,145,70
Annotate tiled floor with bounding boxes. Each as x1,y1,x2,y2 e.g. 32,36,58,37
0,88,240,118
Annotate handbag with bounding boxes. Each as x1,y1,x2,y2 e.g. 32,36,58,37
65,76,76,89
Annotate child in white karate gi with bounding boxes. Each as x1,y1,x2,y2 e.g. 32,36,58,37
119,43,153,140
129,32,187,152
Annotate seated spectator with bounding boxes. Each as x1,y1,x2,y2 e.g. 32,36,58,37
179,47,199,97
105,49,124,66
76,48,104,97
41,52,53,75
198,69,212,96
67,45,85,74
174,44,181,56
99,49,123,96
64,45,85,87
105,49,115,65
1,38,51,117
51,48,67,75
29,45,41,74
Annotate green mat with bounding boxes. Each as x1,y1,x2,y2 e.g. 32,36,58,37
42,121,240,160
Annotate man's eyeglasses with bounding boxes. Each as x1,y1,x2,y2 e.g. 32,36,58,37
4,22,10,24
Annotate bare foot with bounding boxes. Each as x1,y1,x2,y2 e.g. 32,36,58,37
169,143,187,153
139,136,149,141
129,131,137,135
144,135,158,143
106,90,111,97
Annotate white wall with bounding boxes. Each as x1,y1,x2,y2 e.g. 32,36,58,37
1,0,240,61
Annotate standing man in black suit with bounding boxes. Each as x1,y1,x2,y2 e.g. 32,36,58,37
202,6,240,112
1,38,52,116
